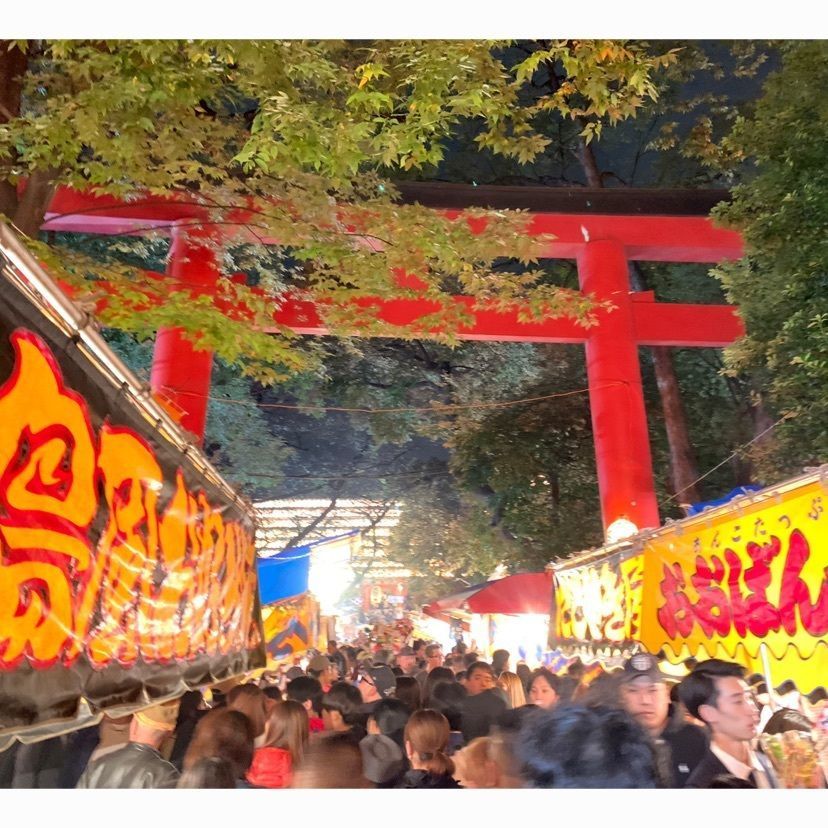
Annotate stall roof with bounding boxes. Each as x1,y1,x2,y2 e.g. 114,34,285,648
426,572,553,616
257,530,359,606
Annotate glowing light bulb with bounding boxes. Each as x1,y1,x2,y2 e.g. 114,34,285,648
606,516,638,544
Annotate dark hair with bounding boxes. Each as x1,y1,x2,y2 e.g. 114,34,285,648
455,670,467,683
677,659,746,722
226,684,268,738
491,649,510,675
465,661,494,683
429,681,468,731
370,698,411,752
183,709,255,779
424,667,455,705
321,681,365,727
517,704,658,788
453,641,468,655
527,668,561,696
263,686,283,703
177,756,236,788
395,676,422,712
557,676,578,704
463,653,479,668
292,733,372,788
566,659,585,680
515,663,532,692
287,676,324,716
424,643,443,658
413,640,426,652
576,672,621,709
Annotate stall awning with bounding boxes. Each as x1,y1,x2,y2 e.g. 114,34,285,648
258,530,358,606
426,572,553,616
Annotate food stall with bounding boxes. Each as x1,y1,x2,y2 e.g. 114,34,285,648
425,572,553,666
0,228,265,751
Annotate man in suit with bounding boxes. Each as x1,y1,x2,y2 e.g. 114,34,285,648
678,659,779,788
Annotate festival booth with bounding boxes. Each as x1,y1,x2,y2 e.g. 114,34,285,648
425,572,553,666
549,467,828,694
0,228,265,750
256,531,360,665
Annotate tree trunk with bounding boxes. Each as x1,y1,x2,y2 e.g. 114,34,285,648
13,167,58,237
0,41,28,221
629,262,701,506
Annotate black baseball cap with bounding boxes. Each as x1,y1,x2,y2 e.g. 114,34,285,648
620,653,668,684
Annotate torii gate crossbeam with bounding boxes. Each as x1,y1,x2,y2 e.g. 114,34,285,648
39,184,745,538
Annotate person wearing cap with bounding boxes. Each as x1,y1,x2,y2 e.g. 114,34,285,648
307,654,337,692
357,664,397,713
395,645,418,677
678,658,779,788
618,653,709,788
77,700,181,789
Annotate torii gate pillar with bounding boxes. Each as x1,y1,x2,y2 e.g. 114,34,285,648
149,223,216,443
578,239,660,534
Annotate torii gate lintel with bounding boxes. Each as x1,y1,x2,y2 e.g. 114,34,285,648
40,184,745,540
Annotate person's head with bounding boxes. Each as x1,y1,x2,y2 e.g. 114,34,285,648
226,684,268,741
321,681,365,733
618,653,672,736
129,700,180,749
678,660,758,744
445,654,465,675
463,652,479,668
394,676,422,712
429,680,468,731
497,671,527,709
404,709,454,777
517,704,658,788
515,663,532,692
264,700,309,764
453,737,501,788
465,662,496,696
357,664,396,704
425,643,444,671
566,659,585,681
286,676,324,717
492,649,510,676
527,669,561,710
292,732,372,788
327,640,338,655
367,698,411,751
308,654,337,686
452,640,468,655
184,708,255,780
177,756,236,789
424,667,455,705
395,646,417,676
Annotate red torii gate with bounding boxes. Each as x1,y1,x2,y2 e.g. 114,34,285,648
41,183,744,537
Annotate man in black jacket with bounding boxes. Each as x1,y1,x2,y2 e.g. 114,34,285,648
678,659,779,788
618,653,708,788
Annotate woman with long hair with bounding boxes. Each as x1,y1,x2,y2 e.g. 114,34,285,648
497,671,527,710
395,709,461,788
246,700,309,788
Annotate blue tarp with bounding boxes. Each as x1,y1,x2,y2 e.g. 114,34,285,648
685,485,764,516
257,530,359,606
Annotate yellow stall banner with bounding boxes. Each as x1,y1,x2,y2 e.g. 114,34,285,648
640,474,828,693
554,552,644,646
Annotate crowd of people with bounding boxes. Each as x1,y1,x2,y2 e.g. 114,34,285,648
2,636,826,789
